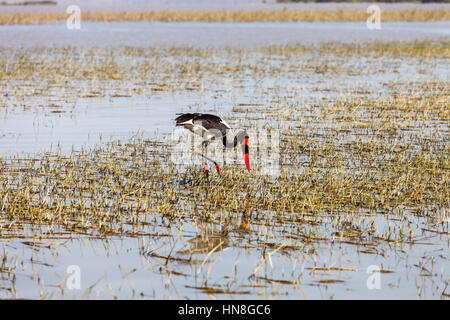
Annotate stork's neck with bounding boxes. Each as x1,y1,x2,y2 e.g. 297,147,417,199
222,130,247,148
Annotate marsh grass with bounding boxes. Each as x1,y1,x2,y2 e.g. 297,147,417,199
0,41,448,299
0,110,447,237
0,41,448,107
0,41,448,238
0,9,449,25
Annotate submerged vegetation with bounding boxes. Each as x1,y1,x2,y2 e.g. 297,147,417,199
0,40,449,299
0,121,448,236
0,9,450,25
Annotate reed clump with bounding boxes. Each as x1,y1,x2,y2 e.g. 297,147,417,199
0,9,449,25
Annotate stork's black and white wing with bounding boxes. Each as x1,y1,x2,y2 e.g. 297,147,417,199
175,113,231,140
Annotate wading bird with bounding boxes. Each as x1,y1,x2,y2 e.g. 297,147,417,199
175,113,250,176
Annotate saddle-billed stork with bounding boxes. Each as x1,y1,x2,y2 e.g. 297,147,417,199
175,113,250,176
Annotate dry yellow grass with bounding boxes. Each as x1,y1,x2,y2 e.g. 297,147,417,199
0,9,449,25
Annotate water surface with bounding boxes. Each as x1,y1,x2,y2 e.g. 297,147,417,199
2,21,449,48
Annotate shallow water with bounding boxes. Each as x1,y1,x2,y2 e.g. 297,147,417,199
2,209,449,299
1,48,447,156
0,94,187,155
2,21,449,48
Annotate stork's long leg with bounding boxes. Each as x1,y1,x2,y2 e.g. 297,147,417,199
202,142,209,178
194,141,221,175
